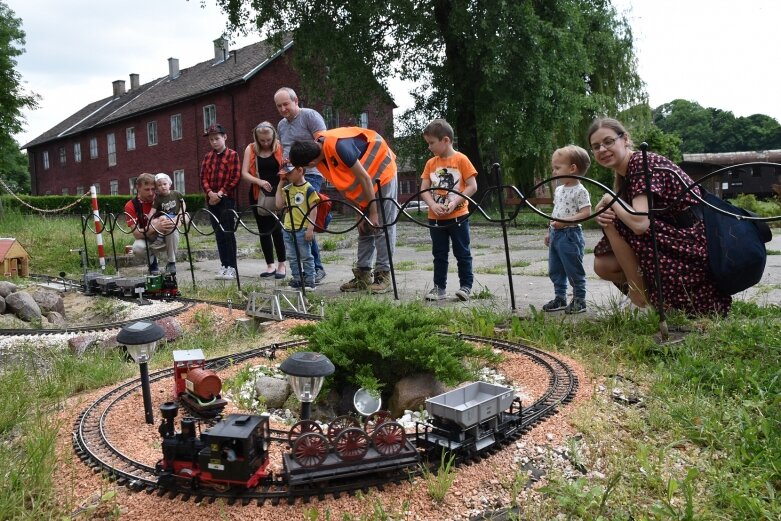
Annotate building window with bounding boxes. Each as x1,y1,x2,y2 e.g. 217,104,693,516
203,105,216,131
62,187,69,195
171,114,182,141
59,147,66,166
74,142,82,162
173,169,185,194
93,183,100,194
126,127,136,150
110,180,119,195
129,177,137,194
359,112,368,128
323,105,338,129
90,137,98,159
76,185,84,195
107,133,117,166
43,151,49,170
147,121,158,146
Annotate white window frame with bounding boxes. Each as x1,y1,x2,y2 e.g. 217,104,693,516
107,133,117,166
203,105,216,131
76,185,84,195
92,183,100,194
59,146,66,166
173,169,185,194
89,137,98,159
61,187,69,195
147,121,158,146
359,112,369,128
129,177,137,195
126,127,136,150
110,180,119,195
42,151,49,170
74,142,82,162
171,114,182,141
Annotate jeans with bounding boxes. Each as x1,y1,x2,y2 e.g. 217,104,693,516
548,226,586,300
283,228,315,285
304,172,324,272
356,176,398,272
208,197,237,269
428,216,473,290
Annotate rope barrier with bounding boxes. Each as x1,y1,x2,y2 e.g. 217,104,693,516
0,176,92,213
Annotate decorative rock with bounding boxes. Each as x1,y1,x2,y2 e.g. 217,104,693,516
155,316,184,342
0,295,5,314
99,334,121,351
254,375,291,408
388,373,447,418
0,313,29,329
5,291,42,322
31,290,65,315
68,334,100,357
0,281,17,298
45,311,66,327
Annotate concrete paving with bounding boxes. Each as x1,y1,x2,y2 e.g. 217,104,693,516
126,216,781,318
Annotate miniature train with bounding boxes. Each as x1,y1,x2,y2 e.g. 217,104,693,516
155,376,523,492
172,349,228,418
84,271,179,300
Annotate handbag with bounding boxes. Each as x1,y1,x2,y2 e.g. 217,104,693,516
256,191,278,216
694,190,772,295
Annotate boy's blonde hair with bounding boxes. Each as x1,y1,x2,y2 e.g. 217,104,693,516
423,118,454,141
553,145,591,176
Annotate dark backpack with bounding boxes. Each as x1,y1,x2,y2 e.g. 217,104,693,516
695,190,772,295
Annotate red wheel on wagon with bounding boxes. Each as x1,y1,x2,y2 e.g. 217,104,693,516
333,427,370,461
327,415,360,441
288,420,323,447
371,421,406,455
292,432,329,468
364,410,392,434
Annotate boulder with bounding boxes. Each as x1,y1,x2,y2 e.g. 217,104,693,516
68,334,100,357
156,316,184,343
0,281,17,298
254,375,290,408
0,313,29,329
31,290,65,315
4,291,42,322
388,373,447,418
45,311,66,327
0,295,5,314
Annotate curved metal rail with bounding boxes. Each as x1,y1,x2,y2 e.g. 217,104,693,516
72,334,578,505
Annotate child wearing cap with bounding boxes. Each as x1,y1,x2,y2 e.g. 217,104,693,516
148,173,186,274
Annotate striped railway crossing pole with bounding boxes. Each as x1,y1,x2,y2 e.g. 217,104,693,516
90,185,106,270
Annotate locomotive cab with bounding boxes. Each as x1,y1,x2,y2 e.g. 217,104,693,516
198,414,271,486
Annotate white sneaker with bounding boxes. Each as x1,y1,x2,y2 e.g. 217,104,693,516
215,266,227,280
223,266,236,280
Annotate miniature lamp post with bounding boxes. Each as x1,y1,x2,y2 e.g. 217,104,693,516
118,321,165,424
279,352,334,420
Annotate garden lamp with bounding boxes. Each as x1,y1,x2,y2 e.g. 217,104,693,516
279,351,334,420
118,321,165,424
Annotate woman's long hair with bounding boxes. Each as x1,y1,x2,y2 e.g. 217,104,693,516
252,122,281,156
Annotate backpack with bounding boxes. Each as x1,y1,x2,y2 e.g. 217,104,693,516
314,192,333,233
694,190,772,295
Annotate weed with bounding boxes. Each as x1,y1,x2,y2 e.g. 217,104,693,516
392,260,416,271
89,296,131,322
319,237,339,251
423,451,457,502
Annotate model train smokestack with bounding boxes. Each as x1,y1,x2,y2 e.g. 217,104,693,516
159,401,178,438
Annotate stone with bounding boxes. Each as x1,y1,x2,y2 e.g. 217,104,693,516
4,291,42,322
388,373,447,418
31,290,66,315
0,281,17,298
45,311,66,327
254,375,290,408
68,334,100,357
155,316,184,342
0,295,5,314
0,313,28,329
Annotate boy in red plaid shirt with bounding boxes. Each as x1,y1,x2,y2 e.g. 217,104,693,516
200,124,241,280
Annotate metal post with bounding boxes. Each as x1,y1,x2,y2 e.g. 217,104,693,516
139,362,154,424
285,189,306,294
493,163,517,310
375,179,398,300
300,401,311,421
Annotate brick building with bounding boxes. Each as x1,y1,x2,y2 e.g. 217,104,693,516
20,36,396,206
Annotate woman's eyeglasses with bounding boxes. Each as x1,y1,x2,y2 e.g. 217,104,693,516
590,133,624,152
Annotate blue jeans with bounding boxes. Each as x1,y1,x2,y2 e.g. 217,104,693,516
283,229,315,285
429,216,473,290
304,173,324,272
208,197,237,269
548,226,586,300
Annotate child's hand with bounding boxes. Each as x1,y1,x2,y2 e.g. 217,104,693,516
305,227,314,242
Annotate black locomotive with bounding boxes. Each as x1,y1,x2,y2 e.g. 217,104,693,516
84,272,179,300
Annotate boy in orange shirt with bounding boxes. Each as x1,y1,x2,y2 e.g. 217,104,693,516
418,119,478,301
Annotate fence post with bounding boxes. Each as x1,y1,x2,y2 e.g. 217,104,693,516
493,163,517,311
90,186,106,270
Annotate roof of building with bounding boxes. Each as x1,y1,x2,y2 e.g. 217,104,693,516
22,37,293,150
682,150,781,165
0,238,28,261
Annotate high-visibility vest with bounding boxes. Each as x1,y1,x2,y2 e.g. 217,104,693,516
314,127,397,207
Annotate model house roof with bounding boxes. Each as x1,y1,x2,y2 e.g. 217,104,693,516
0,239,29,261
22,36,293,150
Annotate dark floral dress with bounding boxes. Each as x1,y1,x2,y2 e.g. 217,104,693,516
594,151,731,316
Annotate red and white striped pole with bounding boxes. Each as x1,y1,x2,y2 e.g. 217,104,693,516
90,185,106,270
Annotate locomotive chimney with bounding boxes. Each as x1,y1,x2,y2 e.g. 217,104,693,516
159,402,178,438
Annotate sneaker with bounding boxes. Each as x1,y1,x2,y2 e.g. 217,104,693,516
315,268,326,284
165,262,176,275
455,287,471,301
288,280,302,289
222,266,236,280
215,266,227,279
425,286,447,301
304,280,316,291
565,298,586,314
542,297,567,312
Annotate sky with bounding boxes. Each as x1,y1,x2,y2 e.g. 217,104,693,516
9,0,781,148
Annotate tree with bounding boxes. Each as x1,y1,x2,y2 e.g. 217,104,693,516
0,2,37,193
216,0,643,202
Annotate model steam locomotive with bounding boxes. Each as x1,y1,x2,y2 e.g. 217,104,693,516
84,271,179,299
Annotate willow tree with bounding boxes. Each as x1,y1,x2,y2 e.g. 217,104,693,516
217,0,642,199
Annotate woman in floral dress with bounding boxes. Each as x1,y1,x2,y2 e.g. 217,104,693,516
589,118,731,316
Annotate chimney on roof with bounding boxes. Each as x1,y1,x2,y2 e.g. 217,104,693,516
112,80,126,97
168,58,180,80
129,73,139,90
213,37,229,64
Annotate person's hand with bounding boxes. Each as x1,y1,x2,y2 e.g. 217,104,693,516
595,206,616,228
304,227,314,242
433,202,449,216
208,191,221,205
544,232,550,247
152,216,174,234
260,180,272,192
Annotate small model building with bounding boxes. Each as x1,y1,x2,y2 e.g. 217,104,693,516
0,238,29,278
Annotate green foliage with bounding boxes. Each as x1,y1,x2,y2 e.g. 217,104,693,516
423,451,458,503
729,193,781,218
290,298,500,395
539,472,622,520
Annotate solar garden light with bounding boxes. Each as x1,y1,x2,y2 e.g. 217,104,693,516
118,321,165,424
279,352,335,420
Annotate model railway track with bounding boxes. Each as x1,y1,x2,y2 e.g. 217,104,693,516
73,334,578,505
